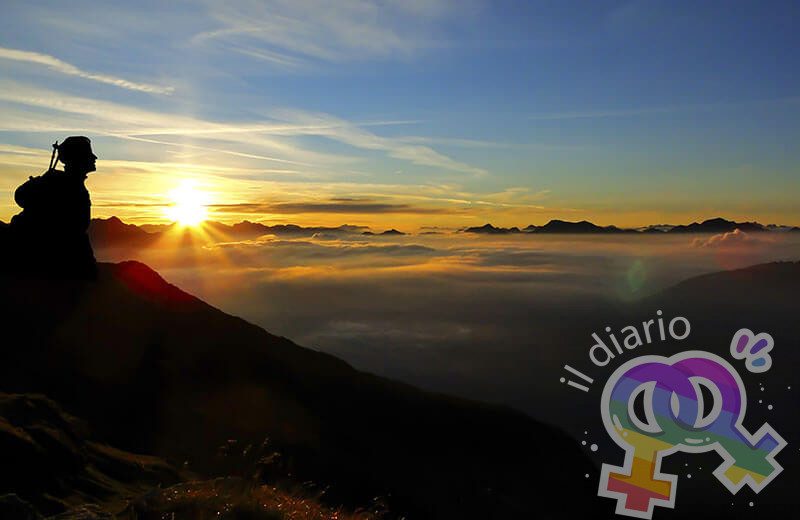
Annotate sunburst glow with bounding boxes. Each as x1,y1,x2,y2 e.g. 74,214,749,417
165,182,209,226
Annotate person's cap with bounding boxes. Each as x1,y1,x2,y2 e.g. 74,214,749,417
57,136,95,164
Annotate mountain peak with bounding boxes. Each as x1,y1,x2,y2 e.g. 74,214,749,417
463,223,521,234
701,217,731,225
668,217,766,233
536,219,607,233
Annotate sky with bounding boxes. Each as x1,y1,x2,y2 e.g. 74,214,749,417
1,0,799,229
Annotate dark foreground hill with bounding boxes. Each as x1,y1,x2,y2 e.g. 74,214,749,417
0,261,600,519
0,392,181,518
0,392,393,520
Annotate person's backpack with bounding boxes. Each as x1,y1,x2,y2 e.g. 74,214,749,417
14,169,59,210
13,143,62,214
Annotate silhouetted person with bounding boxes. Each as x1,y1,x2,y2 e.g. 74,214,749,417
4,136,97,279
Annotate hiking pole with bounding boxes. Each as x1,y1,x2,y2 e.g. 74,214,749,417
48,141,59,171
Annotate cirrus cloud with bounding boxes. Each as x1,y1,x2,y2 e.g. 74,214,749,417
0,47,174,95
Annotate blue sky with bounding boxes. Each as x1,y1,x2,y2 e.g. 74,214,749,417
1,0,798,227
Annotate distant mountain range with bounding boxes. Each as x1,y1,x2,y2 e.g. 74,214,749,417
2,216,798,251
85,216,383,248
464,217,800,235
362,228,405,236
80,216,800,249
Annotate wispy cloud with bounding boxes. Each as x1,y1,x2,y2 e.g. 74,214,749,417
211,199,451,215
221,42,308,69
395,136,514,149
267,109,488,176
0,82,358,168
0,81,483,176
393,136,585,151
192,0,473,66
0,47,174,95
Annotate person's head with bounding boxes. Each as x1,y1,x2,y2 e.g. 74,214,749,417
57,136,97,176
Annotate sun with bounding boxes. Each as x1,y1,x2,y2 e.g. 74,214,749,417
165,182,209,226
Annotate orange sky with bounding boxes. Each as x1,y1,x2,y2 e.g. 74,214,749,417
2,144,797,231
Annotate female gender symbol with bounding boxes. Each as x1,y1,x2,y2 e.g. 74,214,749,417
597,351,786,519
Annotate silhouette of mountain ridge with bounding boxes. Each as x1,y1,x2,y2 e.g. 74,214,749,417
0,260,601,519
667,217,767,233
462,223,521,234
72,216,800,249
529,219,635,234
89,216,155,248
